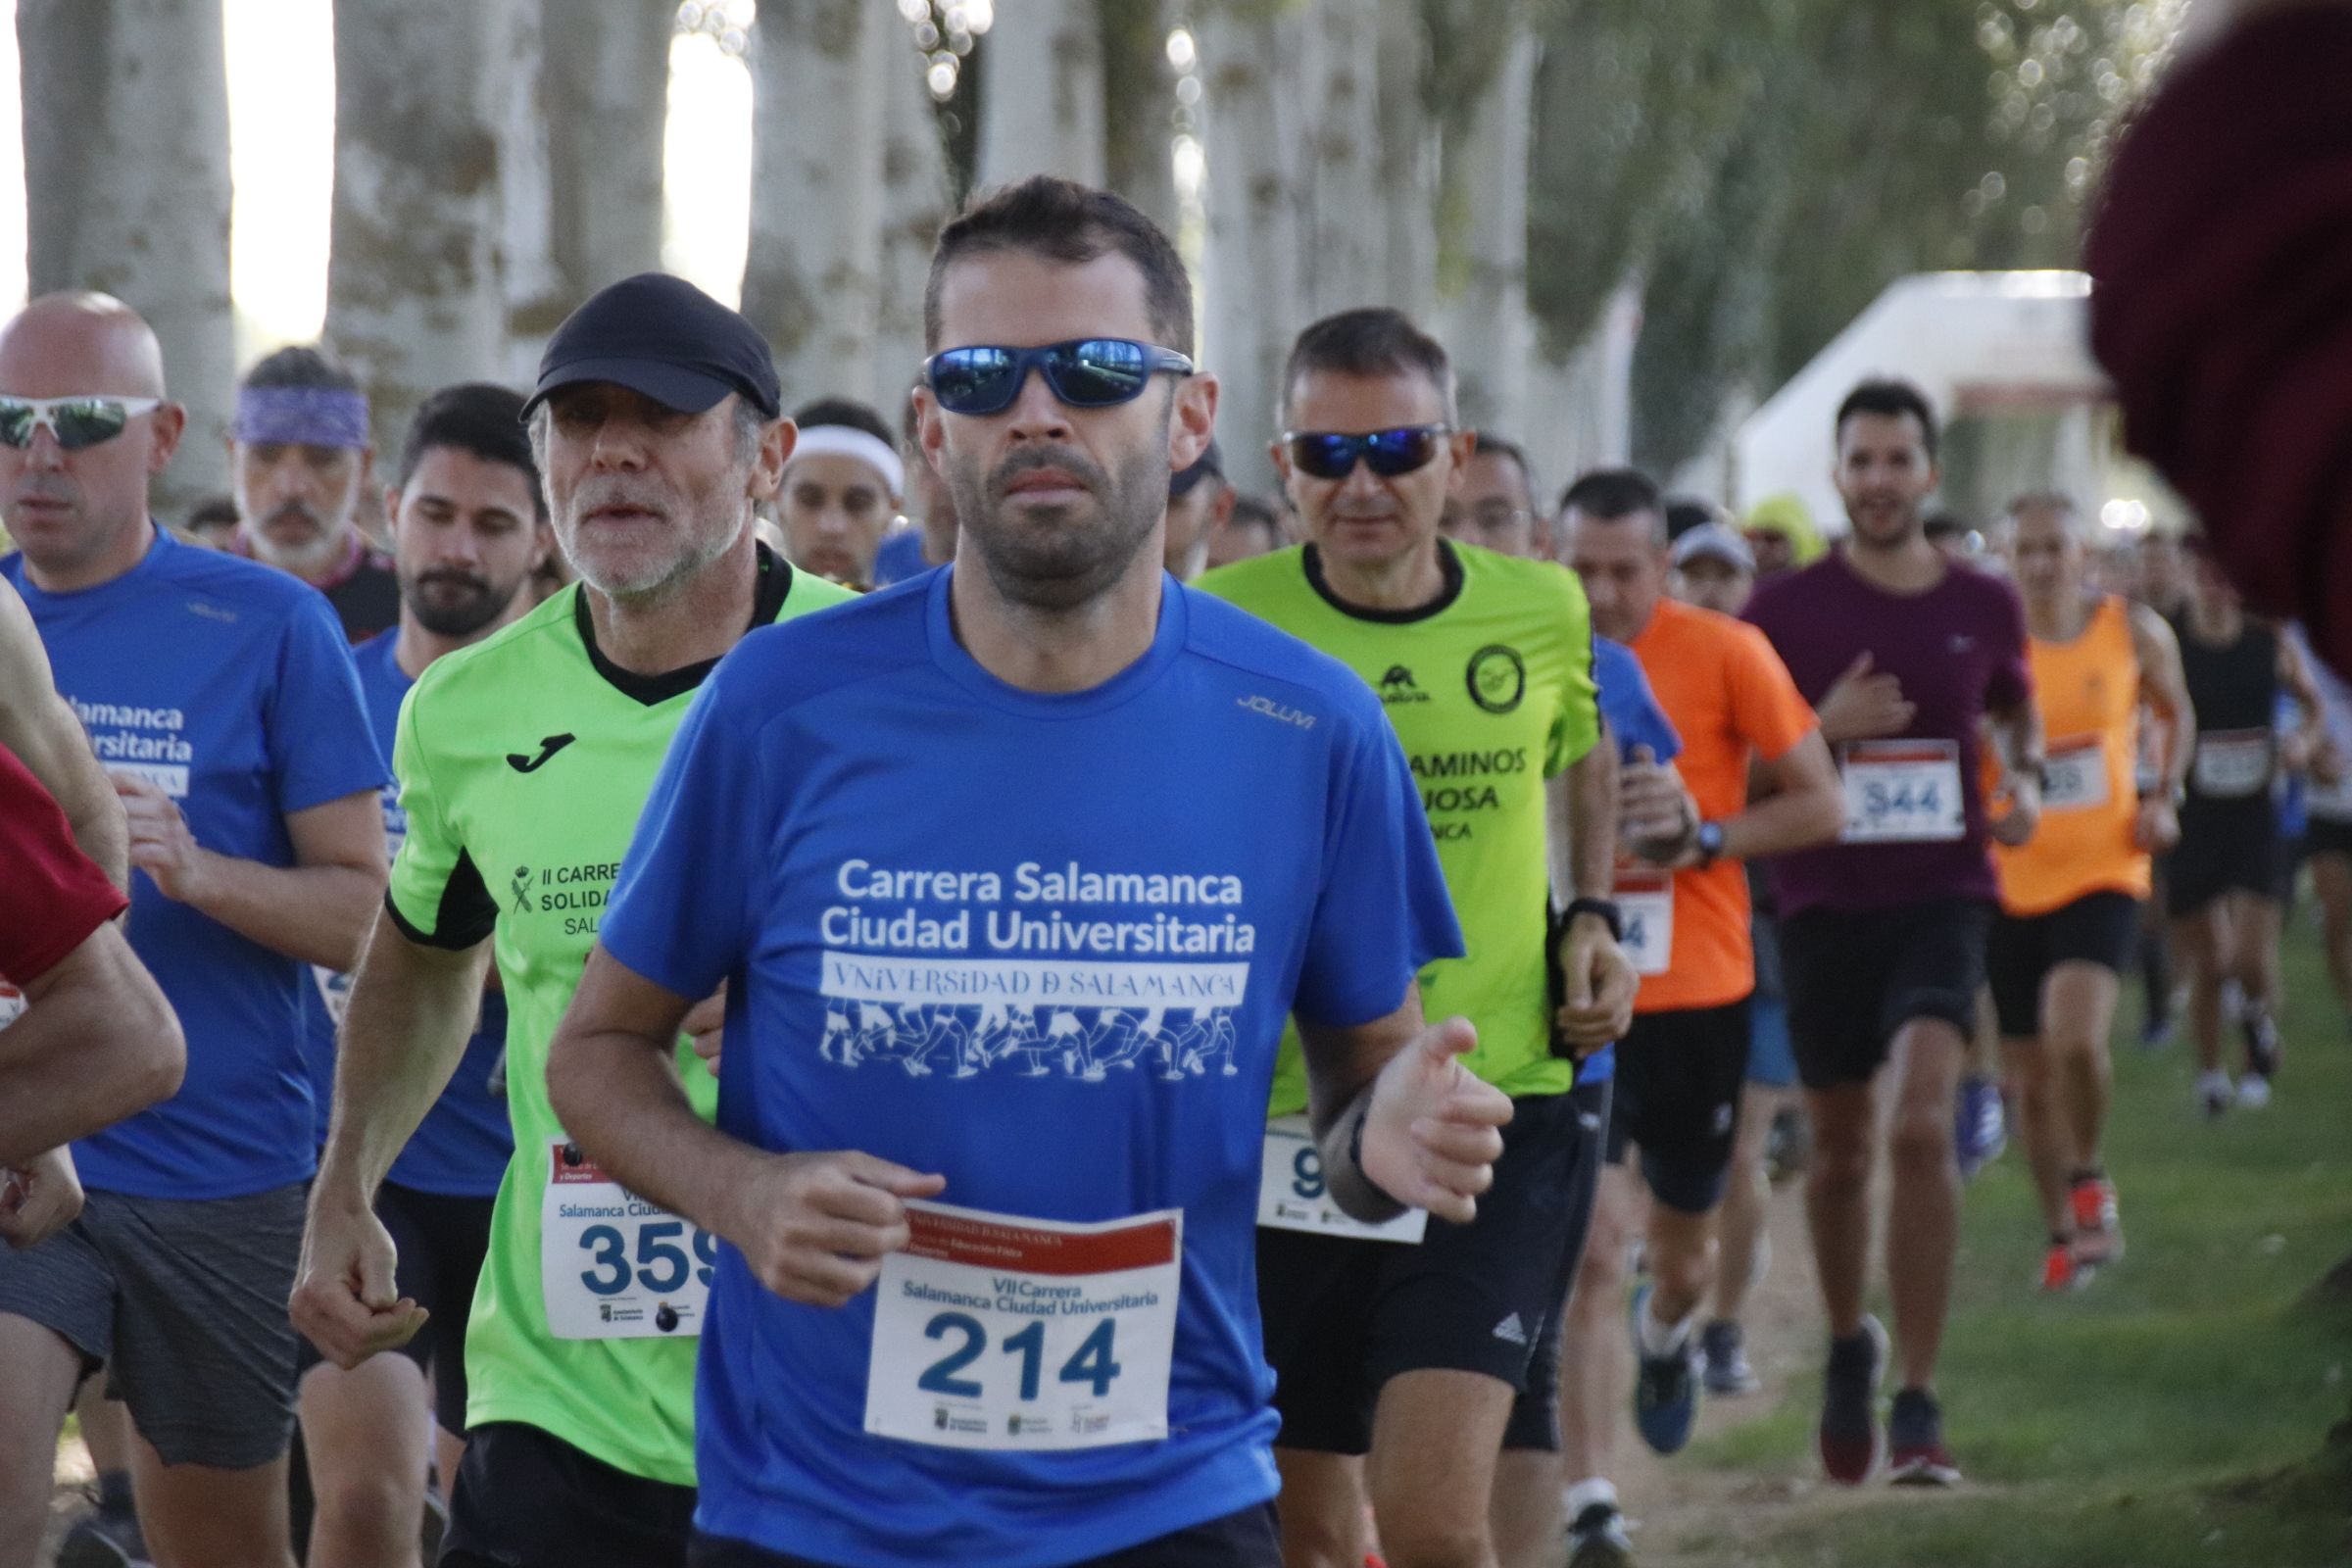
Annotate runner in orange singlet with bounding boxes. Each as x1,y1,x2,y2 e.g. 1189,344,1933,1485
1991,496,2193,1290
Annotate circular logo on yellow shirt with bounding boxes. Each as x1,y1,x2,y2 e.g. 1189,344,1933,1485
1466,644,1526,714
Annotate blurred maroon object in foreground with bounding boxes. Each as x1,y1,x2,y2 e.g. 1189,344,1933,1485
2086,4,2352,678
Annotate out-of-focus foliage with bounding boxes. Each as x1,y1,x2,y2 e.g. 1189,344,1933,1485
1517,0,2183,474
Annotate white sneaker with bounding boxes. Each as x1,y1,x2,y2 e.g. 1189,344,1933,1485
2197,1070,2234,1118
2235,1074,2273,1109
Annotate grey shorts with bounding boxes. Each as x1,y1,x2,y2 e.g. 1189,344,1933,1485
0,1182,307,1470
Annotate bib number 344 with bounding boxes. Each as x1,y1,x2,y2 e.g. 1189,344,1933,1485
865,1201,1182,1451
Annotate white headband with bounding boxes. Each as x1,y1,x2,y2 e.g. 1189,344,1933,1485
786,423,906,501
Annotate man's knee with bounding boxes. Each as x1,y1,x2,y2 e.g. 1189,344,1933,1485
1374,1514,1493,1568
1889,1098,1955,1173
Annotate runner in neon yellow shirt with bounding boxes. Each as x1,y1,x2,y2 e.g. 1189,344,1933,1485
1199,307,1636,1568
290,274,851,1568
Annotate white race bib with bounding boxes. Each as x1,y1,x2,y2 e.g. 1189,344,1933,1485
539,1140,714,1340
1839,740,1965,843
1255,1115,1428,1244
2193,729,2274,799
1613,868,1675,977
2040,736,2111,813
866,1201,1181,1450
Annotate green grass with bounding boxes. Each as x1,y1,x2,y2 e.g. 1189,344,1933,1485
1687,912,2352,1567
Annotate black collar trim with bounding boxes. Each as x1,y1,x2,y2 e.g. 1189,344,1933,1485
1301,539,1465,624
574,542,794,706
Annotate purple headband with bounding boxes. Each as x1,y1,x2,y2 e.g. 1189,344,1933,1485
233,385,371,450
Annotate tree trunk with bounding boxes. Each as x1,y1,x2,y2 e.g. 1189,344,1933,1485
327,0,523,457
745,0,888,412
20,0,234,516
975,0,1106,190
1376,1,1437,327
1197,2,1307,493
1299,0,1380,318
1435,22,1536,438
505,0,674,376
1521,279,1642,493
874,26,952,408
1099,0,1176,235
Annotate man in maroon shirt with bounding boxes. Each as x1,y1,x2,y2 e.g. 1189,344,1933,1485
1742,380,2042,1488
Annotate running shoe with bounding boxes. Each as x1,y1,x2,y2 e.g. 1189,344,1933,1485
1699,1318,1760,1396
2070,1177,2123,1266
1566,1500,1636,1567
1630,1283,1700,1454
2236,1073,2274,1109
1954,1077,2005,1179
2242,1008,2281,1082
1817,1314,1887,1484
2197,1069,2234,1119
2039,1240,2082,1292
1887,1388,1963,1486
56,1504,151,1568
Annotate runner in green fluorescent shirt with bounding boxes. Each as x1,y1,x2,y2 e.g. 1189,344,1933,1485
289,274,852,1568
1197,307,1637,1568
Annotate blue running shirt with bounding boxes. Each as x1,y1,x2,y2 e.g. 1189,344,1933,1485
4,527,385,1198
599,570,1462,1568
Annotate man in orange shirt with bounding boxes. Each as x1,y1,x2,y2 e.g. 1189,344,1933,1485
1560,470,1844,1522
1994,496,2193,1289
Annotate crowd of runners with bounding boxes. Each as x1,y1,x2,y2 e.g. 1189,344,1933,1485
0,171,2341,1568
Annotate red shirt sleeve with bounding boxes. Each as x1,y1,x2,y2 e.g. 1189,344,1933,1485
0,745,128,983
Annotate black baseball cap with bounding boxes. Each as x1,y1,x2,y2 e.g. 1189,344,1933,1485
525,272,781,419
1170,438,1224,498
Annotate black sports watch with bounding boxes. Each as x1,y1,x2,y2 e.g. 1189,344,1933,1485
1563,897,1623,943
1693,819,1726,868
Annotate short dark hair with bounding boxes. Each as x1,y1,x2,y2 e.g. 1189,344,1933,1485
183,494,239,531
397,382,545,517
241,343,360,394
1558,466,1663,524
1227,492,1281,537
1922,510,1972,542
924,176,1193,354
1282,309,1454,424
1468,431,1532,491
792,396,895,447
1663,496,1720,541
1835,378,1939,461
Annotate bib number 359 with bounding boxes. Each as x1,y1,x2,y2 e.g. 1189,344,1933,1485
865,1201,1181,1451
539,1139,714,1340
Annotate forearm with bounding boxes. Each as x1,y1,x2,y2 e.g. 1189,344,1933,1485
0,949,181,1165
1992,704,2044,774
1554,740,1620,900
1722,786,1840,861
185,857,384,969
548,1029,768,1242
1296,992,1423,1225
316,922,489,1201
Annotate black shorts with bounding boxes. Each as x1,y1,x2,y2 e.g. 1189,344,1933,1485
1503,1077,1610,1452
1986,891,2142,1039
441,1421,696,1568
296,1182,494,1434
1601,998,1751,1215
2307,816,2352,860
2167,804,2281,916
1781,899,1991,1091
689,1503,1281,1568
1256,1090,1592,1455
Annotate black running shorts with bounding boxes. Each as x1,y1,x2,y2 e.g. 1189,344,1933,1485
1780,899,1991,1090
1255,1090,1592,1455
1986,890,2142,1039
1601,997,1752,1214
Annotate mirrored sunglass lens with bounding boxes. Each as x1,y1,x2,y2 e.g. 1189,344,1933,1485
1051,341,1151,406
0,402,35,447
1290,435,1360,479
932,350,1015,412
1364,428,1439,475
53,401,129,449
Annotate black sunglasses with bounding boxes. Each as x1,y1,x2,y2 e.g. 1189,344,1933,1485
925,339,1195,416
1282,425,1451,481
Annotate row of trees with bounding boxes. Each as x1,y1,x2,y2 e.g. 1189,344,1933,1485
18,0,2177,513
